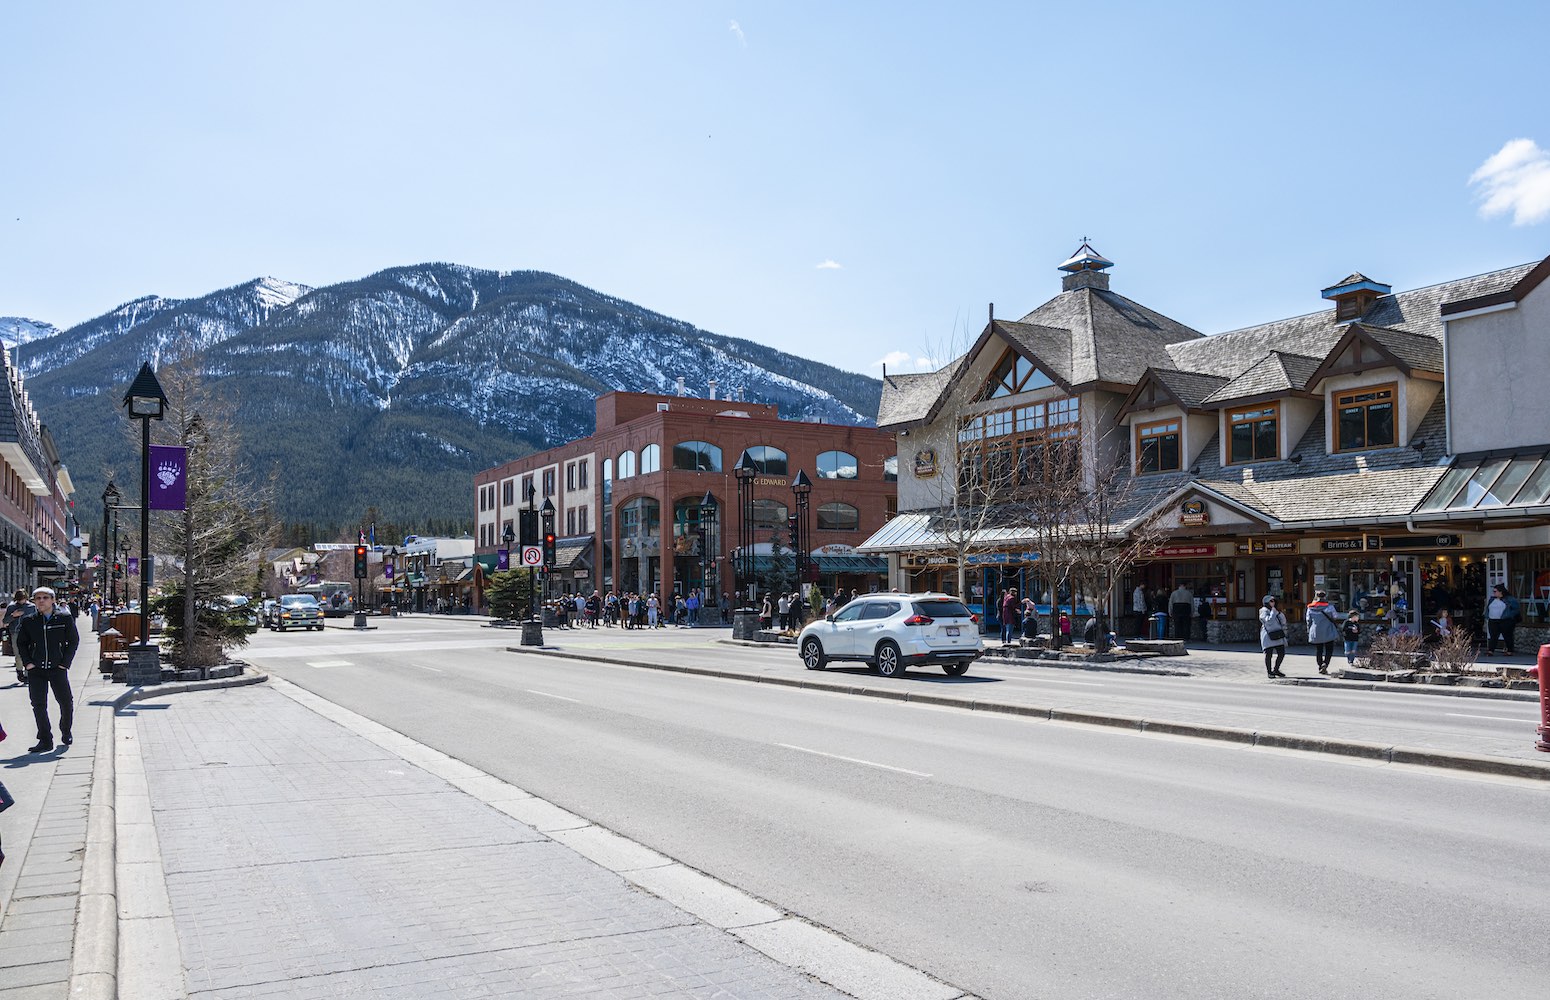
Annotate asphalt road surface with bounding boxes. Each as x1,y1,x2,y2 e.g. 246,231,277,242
242,620,1550,1000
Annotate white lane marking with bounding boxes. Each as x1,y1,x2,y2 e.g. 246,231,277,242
1028,678,1108,687
306,660,352,668
414,664,444,673
248,638,517,659
1446,712,1534,723
775,743,932,778
527,689,582,703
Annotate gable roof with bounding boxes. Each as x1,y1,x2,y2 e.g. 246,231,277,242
1199,351,1322,406
877,358,962,429
1440,255,1550,316
1014,287,1203,386
1117,366,1230,418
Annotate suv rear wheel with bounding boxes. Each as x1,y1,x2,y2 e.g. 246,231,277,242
942,661,970,677
800,638,827,670
874,641,905,678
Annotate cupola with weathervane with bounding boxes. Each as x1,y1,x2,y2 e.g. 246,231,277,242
1321,272,1391,323
1057,240,1114,292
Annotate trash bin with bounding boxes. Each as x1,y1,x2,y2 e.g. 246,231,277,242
1151,612,1168,639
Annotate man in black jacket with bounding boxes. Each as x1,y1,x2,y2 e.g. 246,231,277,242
15,587,80,752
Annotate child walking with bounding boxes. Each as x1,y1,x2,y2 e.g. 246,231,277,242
1341,610,1362,666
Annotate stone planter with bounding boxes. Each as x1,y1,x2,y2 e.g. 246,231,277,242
732,610,762,641
1369,651,1429,671
1337,667,1417,683
1417,673,1460,685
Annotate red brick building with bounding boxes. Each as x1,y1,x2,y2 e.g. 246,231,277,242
473,391,896,602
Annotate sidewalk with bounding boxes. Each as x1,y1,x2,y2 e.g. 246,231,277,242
0,628,104,1000
115,679,967,999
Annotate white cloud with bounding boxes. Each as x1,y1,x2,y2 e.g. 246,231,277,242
873,351,939,371
815,259,843,270
729,20,746,45
1469,138,1550,225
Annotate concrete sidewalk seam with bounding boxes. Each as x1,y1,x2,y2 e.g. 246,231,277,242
508,646,1550,782
266,675,976,1000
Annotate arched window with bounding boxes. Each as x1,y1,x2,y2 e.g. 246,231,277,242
745,446,788,476
640,443,661,474
671,495,719,554
817,502,860,531
602,458,613,482
883,456,898,482
751,498,788,534
619,496,660,538
816,450,858,480
673,441,722,472
616,450,636,479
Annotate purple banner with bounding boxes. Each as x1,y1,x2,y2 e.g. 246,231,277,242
127,557,139,575
385,562,395,581
148,445,188,511
497,549,510,570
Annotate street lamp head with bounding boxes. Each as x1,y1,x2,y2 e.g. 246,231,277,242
539,497,555,518
103,481,121,504
700,489,717,515
791,469,812,497
122,362,168,420
734,450,758,480
502,525,515,545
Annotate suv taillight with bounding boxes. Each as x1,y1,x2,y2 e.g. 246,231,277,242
904,614,933,626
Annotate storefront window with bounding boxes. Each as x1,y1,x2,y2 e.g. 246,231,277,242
1334,384,1396,452
1228,405,1279,464
751,498,788,534
619,497,659,538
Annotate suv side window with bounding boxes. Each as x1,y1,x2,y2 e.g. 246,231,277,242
833,603,868,623
861,602,900,620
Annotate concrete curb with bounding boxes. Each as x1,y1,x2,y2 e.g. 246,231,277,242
715,636,1195,677
1283,676,1539,703
65,669,270,1000
509,647,1550,782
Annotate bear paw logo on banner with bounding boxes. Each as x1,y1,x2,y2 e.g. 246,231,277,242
157,460,181,489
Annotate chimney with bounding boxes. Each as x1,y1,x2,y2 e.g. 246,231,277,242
676,375,686,397
1320,273,1391,323
1057,240,1113,292
707,379,718,400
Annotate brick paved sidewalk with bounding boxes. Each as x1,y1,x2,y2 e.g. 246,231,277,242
122,683,908,999
0,631,106,1000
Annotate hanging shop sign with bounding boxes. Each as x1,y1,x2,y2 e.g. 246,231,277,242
1180,499,1209,526
1365,534,1462,550
812,544,857,556
1321,538,1365,551
914,449,938,478
1237,539,1297,554
1151,544,1217,558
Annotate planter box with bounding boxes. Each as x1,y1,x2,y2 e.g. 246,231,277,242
1122,639,1186,656
1337,667,1417,683
1369,651,1429,670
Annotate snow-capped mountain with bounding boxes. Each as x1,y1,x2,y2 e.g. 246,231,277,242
0,316,62,349
16,265,881,529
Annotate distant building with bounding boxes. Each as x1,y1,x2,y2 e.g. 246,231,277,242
474,390,897,601
0,347,77,592
862,244,1550,646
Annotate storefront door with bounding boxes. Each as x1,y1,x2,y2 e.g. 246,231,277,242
1391,555,1421,633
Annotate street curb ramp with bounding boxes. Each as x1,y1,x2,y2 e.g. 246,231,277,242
67,669,269,1000
508,647,1550,783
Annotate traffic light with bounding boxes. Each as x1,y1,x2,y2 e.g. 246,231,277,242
542,530,556,568
353,545,368,579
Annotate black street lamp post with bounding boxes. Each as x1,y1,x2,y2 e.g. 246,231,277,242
122,363,167,651
519,486,543,646
100,481,119,611
732,451,758,637
539,497,555,605
501,524,515,619
791,469,811,624
699,490,717,625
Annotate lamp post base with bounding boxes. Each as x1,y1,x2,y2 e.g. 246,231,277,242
520,620,545,646
732,610,762,641
353,612,368,630
125,646,162,686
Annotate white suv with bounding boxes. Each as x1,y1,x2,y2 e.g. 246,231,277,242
797,593,984,677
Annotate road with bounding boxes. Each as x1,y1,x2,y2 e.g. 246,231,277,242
240,619,1550,1000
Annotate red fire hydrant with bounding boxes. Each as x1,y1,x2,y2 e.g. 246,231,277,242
1535,645,1549,753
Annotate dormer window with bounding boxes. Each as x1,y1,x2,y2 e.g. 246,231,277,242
1136,419,1181,474
1227,404,1279,464
979,349,1054,400
1334,384,1396,452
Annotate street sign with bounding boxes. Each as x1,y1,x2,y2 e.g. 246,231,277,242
520,546,543,567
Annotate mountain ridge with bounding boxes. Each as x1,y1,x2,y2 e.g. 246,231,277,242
11,264,881,534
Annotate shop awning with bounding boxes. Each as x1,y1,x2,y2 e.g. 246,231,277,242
857,511,1043,554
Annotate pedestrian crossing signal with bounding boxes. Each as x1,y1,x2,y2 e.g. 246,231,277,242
353,545,368,579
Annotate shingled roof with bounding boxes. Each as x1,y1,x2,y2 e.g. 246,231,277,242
877,358,962,429
1199,351,1322,406
1015,286,1203,386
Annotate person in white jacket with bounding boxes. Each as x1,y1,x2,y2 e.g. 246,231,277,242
1259,595,1288,679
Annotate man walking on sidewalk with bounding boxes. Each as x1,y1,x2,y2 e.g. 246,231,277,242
15,586,79,752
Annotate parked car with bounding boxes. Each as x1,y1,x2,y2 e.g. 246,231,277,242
797,592,984,677
259,599,279,628
214,594,259,633
272,594,325,632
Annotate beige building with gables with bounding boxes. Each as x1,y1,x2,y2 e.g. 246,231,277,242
860,244,1550,647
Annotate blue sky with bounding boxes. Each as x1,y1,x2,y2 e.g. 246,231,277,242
3,1,1548,376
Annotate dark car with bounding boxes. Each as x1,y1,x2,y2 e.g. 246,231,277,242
272,594,324,632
